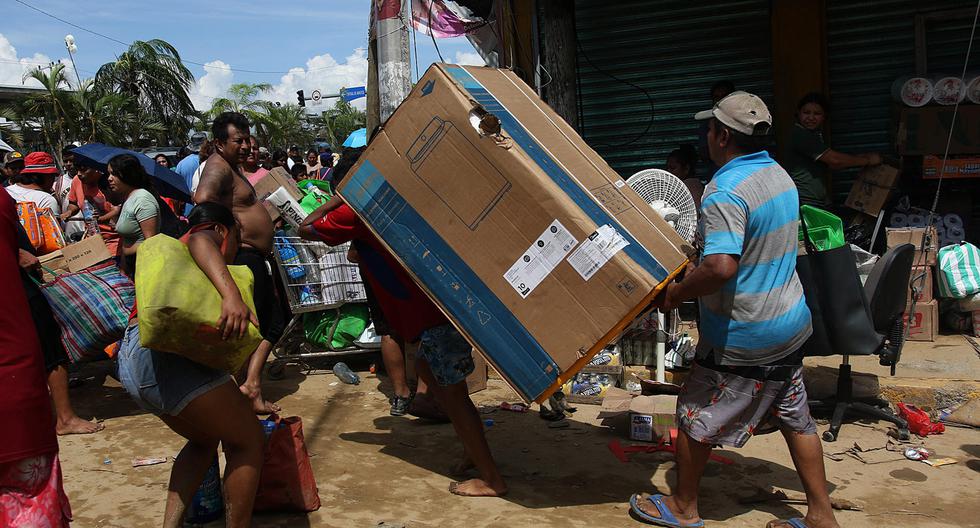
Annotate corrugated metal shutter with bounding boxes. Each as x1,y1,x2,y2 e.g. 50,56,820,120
574,0,774,179
825,0,979,203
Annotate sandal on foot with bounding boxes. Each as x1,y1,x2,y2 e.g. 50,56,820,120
766,520,807,528
629,493,704,528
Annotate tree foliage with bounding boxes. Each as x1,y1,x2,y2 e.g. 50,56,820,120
94,39,195,145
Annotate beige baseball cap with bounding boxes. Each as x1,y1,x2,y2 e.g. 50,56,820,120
695,91,772,136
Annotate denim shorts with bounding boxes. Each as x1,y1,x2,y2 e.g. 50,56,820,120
117,324,232,416
416,324,475,386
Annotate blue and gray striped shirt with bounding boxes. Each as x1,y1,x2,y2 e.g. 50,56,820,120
696,151,812,366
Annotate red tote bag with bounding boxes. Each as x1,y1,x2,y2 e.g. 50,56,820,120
254,415,321,512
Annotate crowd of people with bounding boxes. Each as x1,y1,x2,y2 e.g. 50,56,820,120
1,89,853,528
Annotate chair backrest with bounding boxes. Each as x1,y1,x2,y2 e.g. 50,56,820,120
864,243,915,331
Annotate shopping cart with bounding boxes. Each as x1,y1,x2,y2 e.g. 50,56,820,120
268,235,379,378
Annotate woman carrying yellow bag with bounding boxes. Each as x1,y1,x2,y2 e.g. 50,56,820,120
116,202,265,528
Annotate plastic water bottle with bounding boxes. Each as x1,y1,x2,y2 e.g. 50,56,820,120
295,242,321,304
81,201,99,236
333,362,360,385
275,234,305,281
184,455,223,526
304,182,329,199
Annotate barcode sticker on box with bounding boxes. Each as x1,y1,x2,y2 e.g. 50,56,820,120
567,224,629,281
504,219,578,298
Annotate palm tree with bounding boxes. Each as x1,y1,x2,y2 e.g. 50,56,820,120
253,102,312,149
20,63,74,166
70,80,133,145
317,97,366,151
209,82,272,115
95,39,195,145
208,82,273,140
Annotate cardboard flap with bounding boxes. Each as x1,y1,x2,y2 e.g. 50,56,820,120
597,387,634,419
63,235,112,272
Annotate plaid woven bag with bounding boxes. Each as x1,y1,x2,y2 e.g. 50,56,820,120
38,261,135,362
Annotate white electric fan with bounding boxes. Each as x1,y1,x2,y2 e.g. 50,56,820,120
626,168,698,242
626,168,699,383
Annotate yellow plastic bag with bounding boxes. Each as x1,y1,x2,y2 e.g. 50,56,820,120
135,234,262,373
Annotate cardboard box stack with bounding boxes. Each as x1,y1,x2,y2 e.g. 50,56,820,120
560,346,624,404
887,227,938,341
339,64,692,403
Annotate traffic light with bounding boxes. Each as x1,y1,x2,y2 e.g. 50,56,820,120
296,89,305,107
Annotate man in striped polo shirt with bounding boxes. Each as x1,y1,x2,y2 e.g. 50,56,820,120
630,93,839,528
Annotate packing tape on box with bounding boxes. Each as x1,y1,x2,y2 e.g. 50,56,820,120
907,214,926,227
890,212,909,227
944,214,964,230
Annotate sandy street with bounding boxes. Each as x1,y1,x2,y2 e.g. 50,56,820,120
57,361,979,528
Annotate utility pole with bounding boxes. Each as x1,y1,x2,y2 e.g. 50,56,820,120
366,12,380,139
375,0,413,124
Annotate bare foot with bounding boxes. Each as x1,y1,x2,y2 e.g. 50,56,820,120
56,416,104,435
240,384,281,415
448,478,507,497
633,493,702,527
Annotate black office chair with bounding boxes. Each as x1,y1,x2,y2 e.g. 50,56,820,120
801,243,915,441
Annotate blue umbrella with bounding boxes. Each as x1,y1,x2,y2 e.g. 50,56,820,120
71,143,192,202
342,128,367,148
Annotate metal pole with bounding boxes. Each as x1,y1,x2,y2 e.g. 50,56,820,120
376,0,413,123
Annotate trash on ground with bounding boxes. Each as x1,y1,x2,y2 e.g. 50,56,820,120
332,362,360,385
499,402,528,413
132,457,170,468
102,457,111,465
922,457,957,467
738,485,864,511
897,402,945,436
607,438,733,465
903,447,930,461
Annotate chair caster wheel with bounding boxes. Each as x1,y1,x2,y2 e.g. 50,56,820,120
268,362,286,380
822,430,838,442
895,429,910,441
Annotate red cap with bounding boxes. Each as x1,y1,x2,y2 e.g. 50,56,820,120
20,151,60,175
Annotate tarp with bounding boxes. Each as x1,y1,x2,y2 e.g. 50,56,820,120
71,143,192,202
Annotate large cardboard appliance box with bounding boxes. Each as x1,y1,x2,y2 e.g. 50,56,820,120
886,227,938,267
339,64,691,403
904,300,938,342
908,265,933,303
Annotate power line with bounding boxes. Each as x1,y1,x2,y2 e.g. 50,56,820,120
11,0,351,76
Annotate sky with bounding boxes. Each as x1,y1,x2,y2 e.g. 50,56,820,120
0,0,486,110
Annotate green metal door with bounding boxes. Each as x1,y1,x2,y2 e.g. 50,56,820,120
825,0,979,203
574,0,774,179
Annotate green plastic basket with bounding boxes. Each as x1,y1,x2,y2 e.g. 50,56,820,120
798,205,845,251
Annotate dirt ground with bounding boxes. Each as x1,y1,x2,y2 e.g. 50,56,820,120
58,360,980,528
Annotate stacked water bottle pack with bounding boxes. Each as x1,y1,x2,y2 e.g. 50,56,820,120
273,231,367,310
